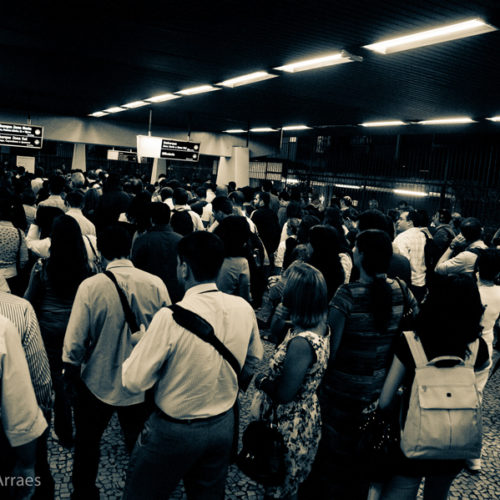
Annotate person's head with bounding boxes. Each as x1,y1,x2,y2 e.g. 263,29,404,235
212,196,233,222
35,206,65,239
214,216,250,257
358,209,390,233
227,181,236,193
433,208,452,225
195,186,207,200
228,190,245,208
49,175,66,195
460,217,482,243
21,189,36,206
97,223,133,262
413,209,429,228
286,200,302,219
262,180,273,193
177,232,224,287
416,274,484,353
254,191,270,208
47,215,90,295
65,190,84,209
396,210,414,233
278,191,290,205
150,202,171,226
282,262,328,329
286,218,300,237
297,215,321,244
170,211,194,236
82,188,100,213
355,229,394,332
368,199,379,210
309,225,341,258
477,249,500,283
103,172,121,193
340,196,352,209
173,187,189,206
71,171,85,190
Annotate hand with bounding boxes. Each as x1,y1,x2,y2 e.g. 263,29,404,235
254,373,268,390
450,234,466,250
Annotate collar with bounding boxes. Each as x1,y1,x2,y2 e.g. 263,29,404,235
0,221,14,227
151,224,172,232
106,258,134,270
66,207,82,214
173,204,190,211
184,282,219,298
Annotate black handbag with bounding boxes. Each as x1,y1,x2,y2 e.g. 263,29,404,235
237,404,287,487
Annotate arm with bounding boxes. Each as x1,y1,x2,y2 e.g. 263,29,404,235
239,316,264,390
328,307,346,361
434,251,469,275
19,233,29,268
256,336,314,403
269,302,289,342
378,356,406,410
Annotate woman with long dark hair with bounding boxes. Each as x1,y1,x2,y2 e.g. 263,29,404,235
378,274,489,499
25,215,91,446
305,229,419,499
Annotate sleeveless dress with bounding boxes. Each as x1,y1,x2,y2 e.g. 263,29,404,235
261,329,330,498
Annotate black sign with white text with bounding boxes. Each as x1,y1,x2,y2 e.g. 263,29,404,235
0,123,43,149
160,139,200,162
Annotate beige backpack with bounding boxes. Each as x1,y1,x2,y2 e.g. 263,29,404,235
400,331,482,459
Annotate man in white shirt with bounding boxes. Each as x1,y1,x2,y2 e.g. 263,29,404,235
172,187,204,231
0,315,47,498
394,210,427,302
63,223,170,500
37,175,67,212
65,190,96,236
123,231,263,499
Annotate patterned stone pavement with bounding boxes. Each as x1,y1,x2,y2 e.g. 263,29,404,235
48,344,500,499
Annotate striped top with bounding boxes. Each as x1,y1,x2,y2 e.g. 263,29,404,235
0,291,52,411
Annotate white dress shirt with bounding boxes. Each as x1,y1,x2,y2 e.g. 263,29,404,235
66,208,96,236
123,283,263,419
394,227,427,287
0,315,47,447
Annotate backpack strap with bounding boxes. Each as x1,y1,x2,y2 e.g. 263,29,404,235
403,331,429,367
168,304,241,379
465,339,480,368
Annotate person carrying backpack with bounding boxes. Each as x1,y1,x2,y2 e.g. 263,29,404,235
377,274,490,500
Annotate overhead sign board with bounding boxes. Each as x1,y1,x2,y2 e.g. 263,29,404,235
160,139,200,162
0,122,43,149
137,135,200,162
107,150,138,162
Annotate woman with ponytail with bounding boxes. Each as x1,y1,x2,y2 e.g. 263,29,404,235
303,229,419,500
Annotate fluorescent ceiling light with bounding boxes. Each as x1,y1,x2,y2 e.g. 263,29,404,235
335,183,362,190
275,51,359,73
224,129,247,133
282,125,311,131
88,111,108,117
361,120,407,127
487,116,500,122
417,117,475,125
250,127,278,132
103,106,126,113
219,71,277,88
146,93,181,103
393,189,427,197
122,100,148,109
364,18,496,54
177,85,220,95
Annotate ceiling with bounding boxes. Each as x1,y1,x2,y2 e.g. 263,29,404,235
1,0,500,134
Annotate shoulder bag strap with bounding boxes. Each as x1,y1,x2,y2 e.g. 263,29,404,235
394,277,409,314
85,234,98,259
403,331,428,368
104,270,139,332
16,228,23,274
169,303,241,378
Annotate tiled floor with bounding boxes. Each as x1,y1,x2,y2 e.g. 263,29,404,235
48,345,500,499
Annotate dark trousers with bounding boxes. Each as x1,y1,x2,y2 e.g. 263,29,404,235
71,381,148,500
409,284,427,304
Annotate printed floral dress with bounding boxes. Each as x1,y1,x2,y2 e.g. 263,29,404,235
261,328,330,498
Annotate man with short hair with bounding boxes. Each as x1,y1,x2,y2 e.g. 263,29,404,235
132,203,183,303
122,231,263,499
172,187,204,231
66,190,96,236
393,210,427,302
63,223,171,500
208,196,233,232
431,209,455,257
262,179,280,214
38,175,67,212
435,217,487,277
70,171,87,193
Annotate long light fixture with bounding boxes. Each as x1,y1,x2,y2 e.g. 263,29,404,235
275,50,360,73
223,129,247,133
487,116,500,122
250,127,278,132
103,106,126,113
89,111,108,117
364,18,496,54
177,85,220,96
335,183,362,190
417,117,475,125
393,189,427,197
146,93,181,103
361,120,407,127
219,71,277,88
282,125,311,131
122,100,148,109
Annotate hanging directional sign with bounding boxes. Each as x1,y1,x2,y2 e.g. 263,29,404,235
160,139,200,162
0,122,43,149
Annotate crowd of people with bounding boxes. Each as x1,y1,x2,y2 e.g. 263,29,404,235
0,164,499,500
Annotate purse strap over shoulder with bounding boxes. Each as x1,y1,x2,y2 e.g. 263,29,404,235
104,270,140,333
